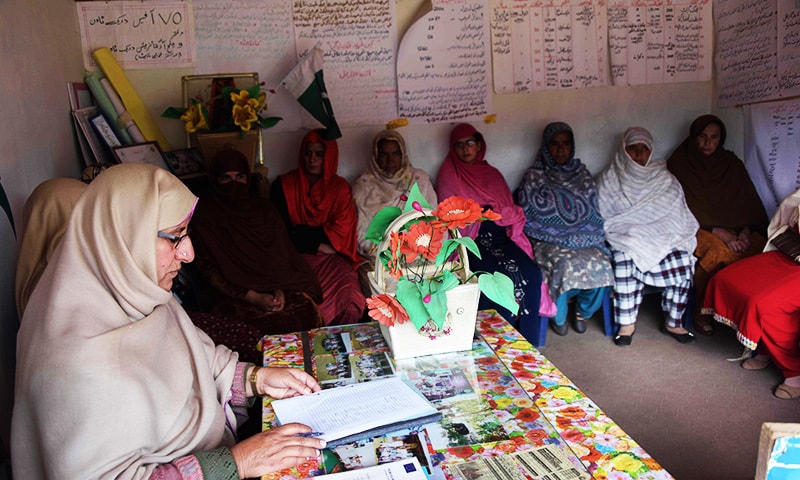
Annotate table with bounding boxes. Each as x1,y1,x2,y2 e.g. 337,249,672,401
260,311,673,479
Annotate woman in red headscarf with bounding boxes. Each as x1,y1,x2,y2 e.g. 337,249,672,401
436,123,545,334
271,130,366,325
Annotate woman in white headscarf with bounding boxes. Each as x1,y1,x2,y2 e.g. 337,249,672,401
12,164,325,479
597,127,699,347
352,128,437,263
15,177,86,319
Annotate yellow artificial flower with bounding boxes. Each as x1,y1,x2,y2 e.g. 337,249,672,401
249,91,267,112
230,89,252,108
232,104,258,131
180,104,207,133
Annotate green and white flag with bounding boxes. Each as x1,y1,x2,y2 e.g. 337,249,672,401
281,45,341,140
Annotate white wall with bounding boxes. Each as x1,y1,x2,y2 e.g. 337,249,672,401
1,0,742,463
1,0,88,458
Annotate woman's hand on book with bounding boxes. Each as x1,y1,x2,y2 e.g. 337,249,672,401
259,366,321,399
230,423,326,478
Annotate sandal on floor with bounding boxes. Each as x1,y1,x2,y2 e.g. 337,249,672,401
573,312,588,334
774,383,800,399
551,321,568,336
693,314,715,336
742,356,771,371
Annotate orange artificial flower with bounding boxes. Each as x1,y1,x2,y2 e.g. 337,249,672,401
433,196,483,229
400,221,443,262
481,207,502,222
366,294,409,326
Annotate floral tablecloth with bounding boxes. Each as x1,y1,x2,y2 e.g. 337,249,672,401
259,311,673,480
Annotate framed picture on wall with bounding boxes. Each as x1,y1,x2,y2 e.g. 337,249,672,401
112,142,169,170
163,147,206,179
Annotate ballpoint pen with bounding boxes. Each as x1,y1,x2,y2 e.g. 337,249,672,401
296,431,325,437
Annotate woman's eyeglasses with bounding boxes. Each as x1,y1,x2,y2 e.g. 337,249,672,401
157,230,191,250
454,139,477,149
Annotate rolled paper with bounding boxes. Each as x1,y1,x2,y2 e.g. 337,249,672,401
84,73,133,145
92,47,171,151
100,78,145,144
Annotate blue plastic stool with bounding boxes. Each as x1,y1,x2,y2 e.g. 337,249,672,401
520,290,615,348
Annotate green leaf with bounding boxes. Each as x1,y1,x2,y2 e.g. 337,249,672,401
0,178,15,238
403,182,433,213
435,239,461,266
478,272,519,315
259,116,282,128
161,106,186,119
435,237,480,266
365,206,402,244
396,278,429,330
420,271,460,329
246,83,261,98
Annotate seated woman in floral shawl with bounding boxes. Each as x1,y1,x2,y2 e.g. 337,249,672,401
515,122,613,336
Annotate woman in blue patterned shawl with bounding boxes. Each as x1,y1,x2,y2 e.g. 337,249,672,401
515,122,613,335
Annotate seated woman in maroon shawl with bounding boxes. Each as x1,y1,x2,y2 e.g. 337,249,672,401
189,149,324,363
270,129,366,326
667,114,768,335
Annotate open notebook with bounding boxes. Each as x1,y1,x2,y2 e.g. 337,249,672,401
271,376,441,448
770,227,800,263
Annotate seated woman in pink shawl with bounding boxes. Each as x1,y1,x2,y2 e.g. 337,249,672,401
436,123,545,333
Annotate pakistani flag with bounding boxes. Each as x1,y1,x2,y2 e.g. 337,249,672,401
281,46,342,140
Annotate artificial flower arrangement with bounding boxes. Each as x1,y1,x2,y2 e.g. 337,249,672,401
365,184,519,336
162,79,281,136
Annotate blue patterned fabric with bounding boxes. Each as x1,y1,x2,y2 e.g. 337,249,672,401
515,122,606,251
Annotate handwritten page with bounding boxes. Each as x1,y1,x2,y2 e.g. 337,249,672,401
76,1,194,70
271,377,438,445
490,0,608,93
397,0,492,124
192,0,303,132
715,0,800,107
608,0,711,86
293,0,398,127
744,99,800,218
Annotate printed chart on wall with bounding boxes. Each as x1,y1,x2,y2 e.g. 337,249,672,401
397,0,493,124
715,0,800,108
607,0,712,86
744,98,800,218
489,0,608,93
76,1,194,70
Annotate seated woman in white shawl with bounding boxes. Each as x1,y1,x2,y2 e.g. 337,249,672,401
597,127,699,347
352,128,437,265
12,164,325,479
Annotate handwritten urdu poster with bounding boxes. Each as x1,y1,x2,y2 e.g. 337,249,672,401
397,1,493,124
744,99,800,217
715,0,800,107
607,0,712,86
192,0,304,132
489,0,608,93
293,0,399,128
76,1,194,70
